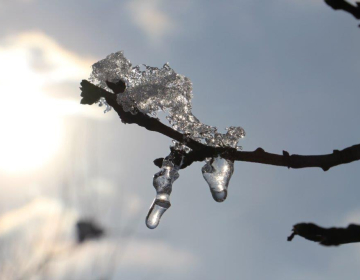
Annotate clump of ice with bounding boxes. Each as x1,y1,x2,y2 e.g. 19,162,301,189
89,51,245,148
97,97,111,113
146,152,182,229
202,156,234,202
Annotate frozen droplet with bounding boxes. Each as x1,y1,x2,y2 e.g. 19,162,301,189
212,189,227,202
202,156,234,202
103,106,111,113
146,155,181,229
146,199,170,229
171,140,191,153
96,97,112,113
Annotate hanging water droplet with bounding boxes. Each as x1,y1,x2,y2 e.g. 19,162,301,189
146,199,171,229
201,156,234,202
103,105,111,114
96,97,112,113
146,155,181,229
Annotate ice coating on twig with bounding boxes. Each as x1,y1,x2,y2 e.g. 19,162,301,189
146,151,183,229
202,156,234,202
89,51,245,148
97,97,111,113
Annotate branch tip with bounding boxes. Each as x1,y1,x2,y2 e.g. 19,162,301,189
288,222,360,246
287,231,296,242
154,158,164,168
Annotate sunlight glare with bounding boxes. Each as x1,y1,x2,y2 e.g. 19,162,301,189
0,47,64,173
0,30,98,174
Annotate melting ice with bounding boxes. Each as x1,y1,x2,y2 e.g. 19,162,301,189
146,153,181,229
202,156,234,202
89,51,245,148
89,51,246,226
97,97,111,113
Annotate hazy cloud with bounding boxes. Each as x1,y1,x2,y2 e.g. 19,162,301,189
0,31,93,84
0,197,78,237
0,196,198,280
0,31,111,172
0,197,79,279
126,0,176,44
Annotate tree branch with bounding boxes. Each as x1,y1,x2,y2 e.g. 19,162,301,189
324,0,360,22
287,223,360,246
80,80,360,171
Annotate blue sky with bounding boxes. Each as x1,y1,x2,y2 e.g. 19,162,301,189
1,0,360,279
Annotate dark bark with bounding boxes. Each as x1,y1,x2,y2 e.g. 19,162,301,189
324,0,360,25
80,80,360,172
288,223,360,246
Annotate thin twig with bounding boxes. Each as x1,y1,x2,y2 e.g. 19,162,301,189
324,0,360,22
80,80,360,171
288,223,360,246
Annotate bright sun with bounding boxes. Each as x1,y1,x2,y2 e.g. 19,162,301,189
0,32,95,174
0,101,63,173
0,48,63,173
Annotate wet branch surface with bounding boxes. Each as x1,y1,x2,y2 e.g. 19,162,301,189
288,223,360,246
324,0,360,23
80,80,360,171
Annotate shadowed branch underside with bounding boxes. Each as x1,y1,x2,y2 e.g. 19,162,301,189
288,223,360,246
324,0,360,26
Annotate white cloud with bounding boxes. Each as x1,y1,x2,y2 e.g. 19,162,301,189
126,0,176,44
0,31,93,83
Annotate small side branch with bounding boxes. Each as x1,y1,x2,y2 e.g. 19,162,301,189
324,0,360,23
288,223,360,246
80,80,360,171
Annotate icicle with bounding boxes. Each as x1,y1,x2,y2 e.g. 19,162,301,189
202,156,234,202
146,199,171,229
146,152,183,229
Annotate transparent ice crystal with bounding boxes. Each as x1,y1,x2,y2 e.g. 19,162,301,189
97,97,111,114
202,156,234,202
146,152,182,229
89,51,245,148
